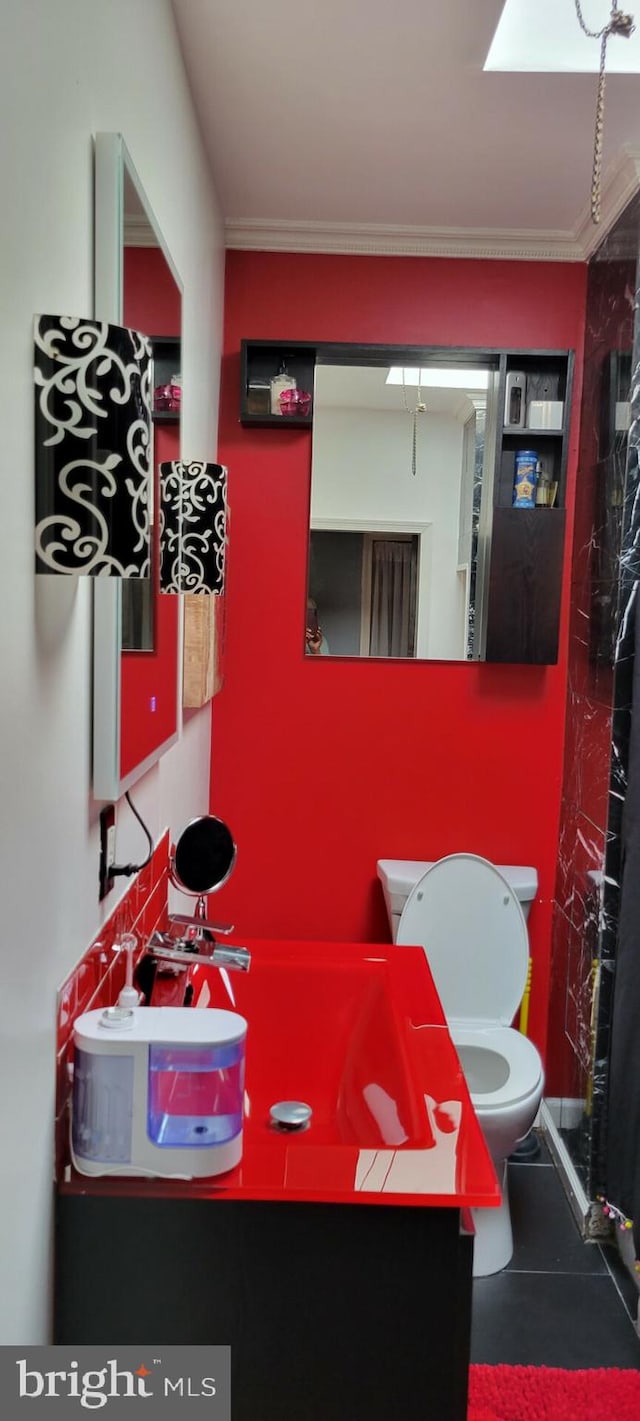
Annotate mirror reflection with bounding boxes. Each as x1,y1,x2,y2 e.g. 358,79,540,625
93,134,181,801
307,360,498,661
119,159,181,783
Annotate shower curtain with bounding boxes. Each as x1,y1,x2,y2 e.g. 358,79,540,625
607,586,640,1256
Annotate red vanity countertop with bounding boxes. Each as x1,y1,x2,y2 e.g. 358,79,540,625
60,938,500,1211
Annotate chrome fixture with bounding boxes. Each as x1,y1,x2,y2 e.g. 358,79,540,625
134,814,246,1003
270,1101,312,1131
146,928,250,973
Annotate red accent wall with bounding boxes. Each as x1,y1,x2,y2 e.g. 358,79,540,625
121,248,180,779
213,251,588,1063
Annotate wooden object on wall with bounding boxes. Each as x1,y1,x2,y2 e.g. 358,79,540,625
485,509,566,665
183,595,224,707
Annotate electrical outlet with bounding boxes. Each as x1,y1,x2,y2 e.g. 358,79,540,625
99,804,116,900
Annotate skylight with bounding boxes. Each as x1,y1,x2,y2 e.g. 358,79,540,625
485,0,640,74
386,368,490,389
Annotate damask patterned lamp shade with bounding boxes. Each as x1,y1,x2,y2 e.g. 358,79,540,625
159,461,228,595
34,315,152,575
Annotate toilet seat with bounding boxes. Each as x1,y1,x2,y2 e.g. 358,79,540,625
449,1024,542,1111
396,853,530,1025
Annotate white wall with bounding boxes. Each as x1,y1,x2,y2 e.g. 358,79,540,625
310,408,466,658
0,0,224,1342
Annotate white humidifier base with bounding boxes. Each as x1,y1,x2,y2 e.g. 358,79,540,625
71,1006,247,1180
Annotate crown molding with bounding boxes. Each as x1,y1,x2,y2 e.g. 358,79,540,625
225,217,584,262
574,144,640,260
123,213,156,247
224,148,640,264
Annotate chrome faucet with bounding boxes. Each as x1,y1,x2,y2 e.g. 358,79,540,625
146,930,251,972
144,895,251,973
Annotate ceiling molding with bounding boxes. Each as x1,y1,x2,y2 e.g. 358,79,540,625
225,149,640,264
225,217,584,262
574,144,640,261
124,214,156,247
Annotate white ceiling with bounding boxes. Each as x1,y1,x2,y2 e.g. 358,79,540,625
171,0,640,256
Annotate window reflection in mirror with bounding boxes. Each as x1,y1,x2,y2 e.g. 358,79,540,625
307,359,498,661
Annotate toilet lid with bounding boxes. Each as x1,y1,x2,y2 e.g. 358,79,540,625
396,854,530,1025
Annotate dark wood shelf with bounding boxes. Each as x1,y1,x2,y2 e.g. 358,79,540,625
240,412,312,429
485,508,566,665
486,348,574,663
240,340,316,426
502,427,564,439
238,337,574,667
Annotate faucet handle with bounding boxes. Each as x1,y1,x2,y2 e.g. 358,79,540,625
170,913,235,936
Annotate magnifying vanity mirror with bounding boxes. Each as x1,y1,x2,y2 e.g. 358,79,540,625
171,815,237,898
93,133,181,799
307,356,500,661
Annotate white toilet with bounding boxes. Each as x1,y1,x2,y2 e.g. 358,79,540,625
376,853,544,1277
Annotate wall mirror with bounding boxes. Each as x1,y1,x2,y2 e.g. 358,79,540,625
306,352,501,661
93,133,181,800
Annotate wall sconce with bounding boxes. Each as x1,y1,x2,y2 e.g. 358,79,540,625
34,314,152,575
159,461,228,595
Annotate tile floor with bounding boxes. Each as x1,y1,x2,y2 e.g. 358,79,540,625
471,1136,640,1369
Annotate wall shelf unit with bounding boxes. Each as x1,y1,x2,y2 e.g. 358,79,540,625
485,349,574,665
152,335,181,424
240,340,316,426
239,339,574,666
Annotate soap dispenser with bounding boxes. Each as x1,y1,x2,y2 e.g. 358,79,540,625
270,362,296,415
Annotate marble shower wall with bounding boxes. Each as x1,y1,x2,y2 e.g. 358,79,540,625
549,195,640,1195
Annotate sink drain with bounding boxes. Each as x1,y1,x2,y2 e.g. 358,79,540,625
269,1101,312,1131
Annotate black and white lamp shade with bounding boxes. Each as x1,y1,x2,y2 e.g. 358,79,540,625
159,461,228,595
34,315,152,576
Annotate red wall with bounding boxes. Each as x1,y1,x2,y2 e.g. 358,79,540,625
213,251,588,1062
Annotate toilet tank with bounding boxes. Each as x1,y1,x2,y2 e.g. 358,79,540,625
377,859,538,941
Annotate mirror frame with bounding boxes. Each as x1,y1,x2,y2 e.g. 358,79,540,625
92,132,183,800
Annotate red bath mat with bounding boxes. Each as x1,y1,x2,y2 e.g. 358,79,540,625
467,1364,640,1420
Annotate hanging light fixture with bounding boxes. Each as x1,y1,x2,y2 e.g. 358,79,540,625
401,369,427,478
159,461,228,594
573,2,635,223
34,314,152,575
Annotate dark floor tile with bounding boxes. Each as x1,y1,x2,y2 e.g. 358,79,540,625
471,1272,640,1368
506,1162,607,1274
601,1241,640,1324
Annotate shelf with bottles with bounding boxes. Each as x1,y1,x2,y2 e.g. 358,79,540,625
240,341,317,426
482,348,574,664
152,336,181,424
494,351,573,511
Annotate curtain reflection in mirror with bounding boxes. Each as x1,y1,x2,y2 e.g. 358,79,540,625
369,539,418,658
